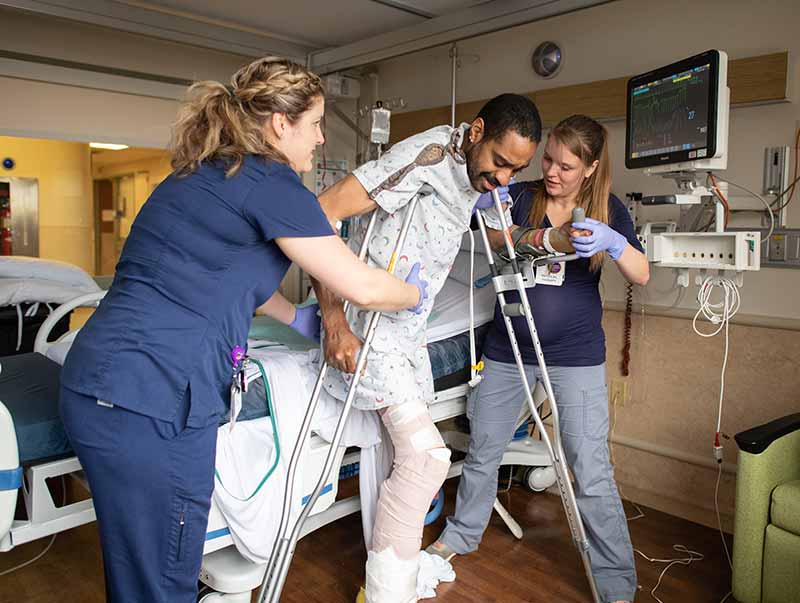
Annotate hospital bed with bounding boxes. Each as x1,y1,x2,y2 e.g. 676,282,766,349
0,246,556,601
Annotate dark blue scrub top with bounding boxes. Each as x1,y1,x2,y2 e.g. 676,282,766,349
61,156,333,426
482,180,642,368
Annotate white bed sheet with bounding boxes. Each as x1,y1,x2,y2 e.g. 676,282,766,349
426,246,496,343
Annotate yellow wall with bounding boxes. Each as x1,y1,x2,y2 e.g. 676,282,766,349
92,151,172,197
0,135,93,273
91,148,172,274
0,139,172,276
92,149,172,216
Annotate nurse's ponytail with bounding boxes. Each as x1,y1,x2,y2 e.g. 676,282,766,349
171,57,324,177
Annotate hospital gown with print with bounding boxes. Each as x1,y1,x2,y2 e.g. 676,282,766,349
323,124,480,410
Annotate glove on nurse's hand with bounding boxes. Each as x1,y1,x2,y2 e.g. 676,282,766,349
289,303,321,342
405,262,429,314
570,218,628,259
472,179,513,214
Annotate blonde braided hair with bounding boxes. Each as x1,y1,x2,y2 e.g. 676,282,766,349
171,57,324,177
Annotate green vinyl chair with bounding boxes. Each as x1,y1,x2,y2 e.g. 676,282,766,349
732,413,800,603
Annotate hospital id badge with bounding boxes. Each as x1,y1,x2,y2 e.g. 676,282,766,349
535,261,565,286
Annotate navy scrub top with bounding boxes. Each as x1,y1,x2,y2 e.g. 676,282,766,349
61,155,333,427
482,180,643,368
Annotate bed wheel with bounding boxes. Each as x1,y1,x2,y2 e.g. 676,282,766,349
523,466,556,492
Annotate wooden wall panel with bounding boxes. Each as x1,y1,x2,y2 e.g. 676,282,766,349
389,51,789,143
728,51,788,105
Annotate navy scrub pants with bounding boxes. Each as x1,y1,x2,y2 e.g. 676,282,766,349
60,386,218,602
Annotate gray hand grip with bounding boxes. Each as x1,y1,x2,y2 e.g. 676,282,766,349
572,207,586,223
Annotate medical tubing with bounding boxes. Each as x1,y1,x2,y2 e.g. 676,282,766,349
482,192,600,602
467,229,479,383
213,359,279,501
260,209,378,598
260,199,420,603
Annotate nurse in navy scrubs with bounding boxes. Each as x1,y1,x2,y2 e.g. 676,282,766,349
59,57,427,602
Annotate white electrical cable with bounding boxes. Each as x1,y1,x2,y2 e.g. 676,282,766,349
714,463,733,569
691,275,738,589
692,276,740,435
0,476,66,577
0,535,57,578
711,175,775,245
634,545,705,603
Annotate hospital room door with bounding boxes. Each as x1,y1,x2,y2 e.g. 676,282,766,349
94,174,145,275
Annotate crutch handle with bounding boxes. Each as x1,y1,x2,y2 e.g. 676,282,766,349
501,303,526,318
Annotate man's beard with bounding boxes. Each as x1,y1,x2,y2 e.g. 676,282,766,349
465,143,499,193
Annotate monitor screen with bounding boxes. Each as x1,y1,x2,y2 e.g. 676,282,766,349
625,50,723,169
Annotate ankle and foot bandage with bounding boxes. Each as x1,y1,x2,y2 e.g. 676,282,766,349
366,401,451,603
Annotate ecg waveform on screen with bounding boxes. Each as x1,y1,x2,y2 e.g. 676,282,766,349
630,73,708,154
634,85,686,127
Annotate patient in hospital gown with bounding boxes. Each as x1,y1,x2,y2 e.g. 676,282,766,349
322,124,479,410
316,94,542,603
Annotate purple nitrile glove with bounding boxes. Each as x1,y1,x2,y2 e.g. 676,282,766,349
570,217,628,260
472,178,513,213
405,262,429,314
289,303,321,342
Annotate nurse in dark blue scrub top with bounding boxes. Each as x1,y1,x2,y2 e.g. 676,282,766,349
431,116,650,603
59,57,427,602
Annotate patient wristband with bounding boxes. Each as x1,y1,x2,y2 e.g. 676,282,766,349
542,228,556,254
531,228,545,250
511,227,552,259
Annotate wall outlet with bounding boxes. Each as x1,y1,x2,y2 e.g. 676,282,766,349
610,378,629,407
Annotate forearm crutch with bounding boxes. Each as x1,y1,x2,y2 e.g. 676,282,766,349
474,191,602,603
259,197,421,603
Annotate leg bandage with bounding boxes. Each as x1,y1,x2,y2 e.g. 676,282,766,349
365,402,451,603
372,402,451,559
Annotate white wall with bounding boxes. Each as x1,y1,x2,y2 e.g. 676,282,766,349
0,7,250,147
376,0,800,320
368,0,800,531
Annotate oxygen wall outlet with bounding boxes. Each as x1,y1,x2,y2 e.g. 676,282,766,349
610,378,628,407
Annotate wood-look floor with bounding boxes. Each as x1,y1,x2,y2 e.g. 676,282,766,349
0,477,735,603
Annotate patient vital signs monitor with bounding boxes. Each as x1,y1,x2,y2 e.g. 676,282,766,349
626,49,728,173
624,49,759,284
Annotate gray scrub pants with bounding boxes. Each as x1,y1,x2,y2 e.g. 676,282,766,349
439,358,637,602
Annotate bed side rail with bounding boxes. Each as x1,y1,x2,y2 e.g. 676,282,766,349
33,291,106,356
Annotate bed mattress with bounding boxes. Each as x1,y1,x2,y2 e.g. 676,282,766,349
4,251,498,464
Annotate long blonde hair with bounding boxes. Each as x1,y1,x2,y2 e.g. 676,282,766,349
528,114,612,271
171,57,324,178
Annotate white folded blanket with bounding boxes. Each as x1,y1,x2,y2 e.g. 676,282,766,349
213,348,382,564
